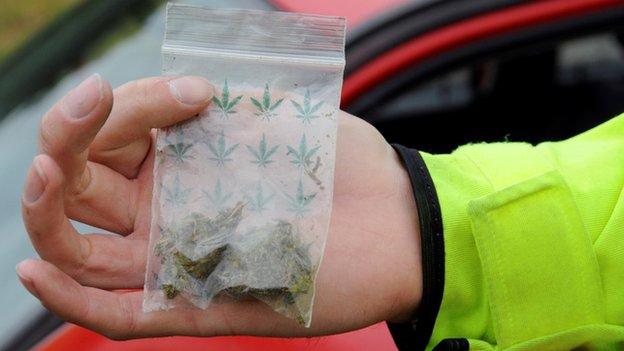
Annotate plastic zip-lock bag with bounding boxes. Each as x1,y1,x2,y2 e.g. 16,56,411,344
143,3,346,327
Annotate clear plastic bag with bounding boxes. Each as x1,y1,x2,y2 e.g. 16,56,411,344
143,3,346,327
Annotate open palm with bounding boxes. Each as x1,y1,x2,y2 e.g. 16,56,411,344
19,75,421,340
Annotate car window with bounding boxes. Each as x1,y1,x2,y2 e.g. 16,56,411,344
370,30,624,151
558,33,624,84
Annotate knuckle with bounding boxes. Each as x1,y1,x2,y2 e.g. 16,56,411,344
66,236,93,282
125,78,167,111
66,162,92,197
39,100,83,154
39,114,61,154
129,79,150,99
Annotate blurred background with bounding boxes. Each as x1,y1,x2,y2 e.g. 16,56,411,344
2,0,624,350
1,0,172,346
0,0,274,349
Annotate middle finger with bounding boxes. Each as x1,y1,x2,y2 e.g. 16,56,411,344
22,155,146,288
39,74,138,234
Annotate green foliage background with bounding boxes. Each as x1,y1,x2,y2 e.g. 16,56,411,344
0,0,82,60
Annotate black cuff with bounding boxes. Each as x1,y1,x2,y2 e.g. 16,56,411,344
388,144,445,351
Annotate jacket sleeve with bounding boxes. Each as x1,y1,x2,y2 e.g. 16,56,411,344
389,113,624,350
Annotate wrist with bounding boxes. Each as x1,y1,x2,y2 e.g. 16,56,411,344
386,145,423,323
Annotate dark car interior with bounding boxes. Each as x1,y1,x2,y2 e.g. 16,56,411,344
343,0,624,153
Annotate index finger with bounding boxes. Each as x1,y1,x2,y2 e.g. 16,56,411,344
89,76,214,178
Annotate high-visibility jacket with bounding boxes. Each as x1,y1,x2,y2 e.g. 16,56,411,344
390,113,624,350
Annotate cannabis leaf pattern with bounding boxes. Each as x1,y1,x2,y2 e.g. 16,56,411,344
159,83,332,231
285,180,316,216
250,83,284,121
212,80,243,119
163,174,191,206
203,179,232,210
206,132,239,166
246,133,279,167
164,126,194,163
287,134,320,168
246,182,275,213
290,89,323,124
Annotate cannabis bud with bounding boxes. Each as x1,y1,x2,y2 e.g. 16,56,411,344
154,203,245,297
155,203,314,324
173,248,226,280
161,284,180,299
217,221,314,324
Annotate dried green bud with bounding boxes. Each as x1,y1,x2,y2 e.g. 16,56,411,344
221,285,249,299
251,287,290,298
154,201,314,325
173,246,227,280
289,272,312,295
162,284,180,299
153,202,246,304
221,284,291,300
296,315,305,326
217,219,314,327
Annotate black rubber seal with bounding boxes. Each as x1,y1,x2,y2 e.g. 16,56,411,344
345,0,526,75
388,145,445,351
347,3,624,115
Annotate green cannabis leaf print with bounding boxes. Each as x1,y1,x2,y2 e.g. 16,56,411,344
285,180,316,216
203,179,232,210
250,83,284,121
247,182,274,213
212,80,243,119
290,89,323,124
165,126,194,163
163,174,191,206
247,133,279,167
206,132,239,166
287,134,320,168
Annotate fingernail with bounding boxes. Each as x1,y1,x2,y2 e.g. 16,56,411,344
61,73,103,119
24,156,47,204
169,76,213,105
16,260,41,299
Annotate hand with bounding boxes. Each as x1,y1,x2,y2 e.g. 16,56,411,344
18,74,422,340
